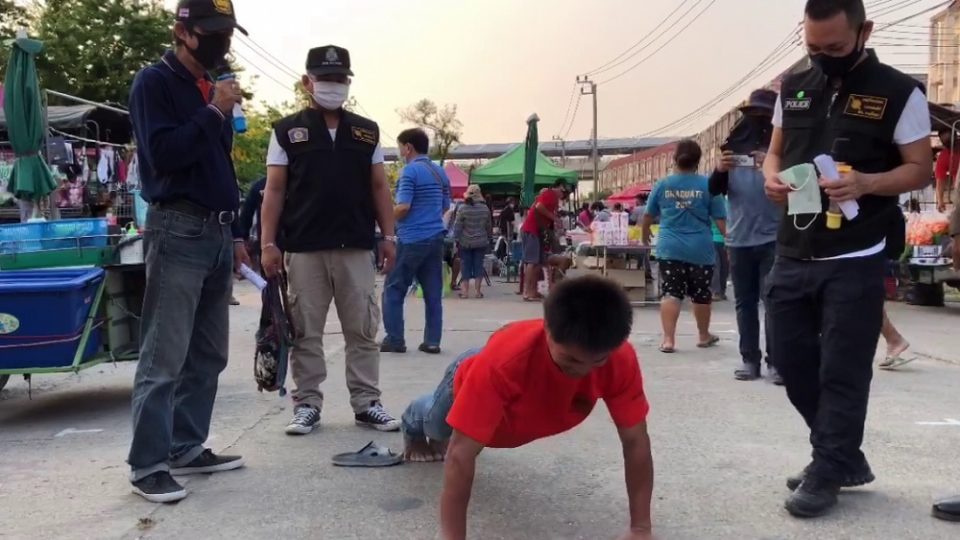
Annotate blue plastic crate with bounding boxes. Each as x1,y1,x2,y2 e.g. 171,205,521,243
0,218,109,253
0,268,104,370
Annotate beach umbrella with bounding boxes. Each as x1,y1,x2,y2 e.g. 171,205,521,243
521,113,540,208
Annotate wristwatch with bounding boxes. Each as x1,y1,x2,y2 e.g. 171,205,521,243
382,235,398,243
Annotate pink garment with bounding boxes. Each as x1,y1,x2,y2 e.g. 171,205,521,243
118,159,128,183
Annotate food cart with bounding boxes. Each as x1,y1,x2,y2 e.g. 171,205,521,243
0,218,144,395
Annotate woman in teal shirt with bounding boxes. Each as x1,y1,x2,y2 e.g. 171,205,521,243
642,139,727,353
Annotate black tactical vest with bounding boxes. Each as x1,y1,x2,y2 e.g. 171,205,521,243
778,50,920,259
273,108,379,252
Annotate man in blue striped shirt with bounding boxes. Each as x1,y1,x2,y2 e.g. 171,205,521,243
381,128,451,354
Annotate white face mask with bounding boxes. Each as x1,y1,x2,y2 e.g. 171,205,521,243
311,80,349,110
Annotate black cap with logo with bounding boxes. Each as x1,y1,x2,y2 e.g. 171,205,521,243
176,0,248,36
306,45,354,77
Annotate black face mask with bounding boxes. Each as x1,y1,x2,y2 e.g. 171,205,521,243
810,27,864,78
187,31,231,71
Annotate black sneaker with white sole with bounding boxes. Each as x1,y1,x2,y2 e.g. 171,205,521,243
170,449,244,475
132,471,187,503
355,401,401,432
285,405,321,435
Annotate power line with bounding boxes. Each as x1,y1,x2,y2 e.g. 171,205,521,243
231,49,296,95
597,0,719,86
556,82,578,137
236,34,301,79
585,0,698,77
562,92,583,139
873,0,925,18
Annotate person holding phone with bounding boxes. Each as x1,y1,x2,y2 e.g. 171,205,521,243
709,88,783,384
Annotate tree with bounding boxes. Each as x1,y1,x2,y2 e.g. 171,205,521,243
0,0,30,72
31,0,171,105
397,99,463,165
231,101,298,192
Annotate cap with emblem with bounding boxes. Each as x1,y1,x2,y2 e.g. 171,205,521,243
176,0,248,36
307,45,353,77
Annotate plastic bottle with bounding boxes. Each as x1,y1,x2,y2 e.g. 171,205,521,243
105,208,117,226
826,163,850,230
216,73,247,134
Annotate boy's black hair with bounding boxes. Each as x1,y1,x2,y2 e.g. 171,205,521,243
397,128,430,155
805,0,866,28
543,275,633,353
674,138,702,171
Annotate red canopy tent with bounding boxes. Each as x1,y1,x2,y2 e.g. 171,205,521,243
444,163,468,200
606,184,652,207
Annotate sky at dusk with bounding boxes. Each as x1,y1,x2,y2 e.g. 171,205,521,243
162,0,944,144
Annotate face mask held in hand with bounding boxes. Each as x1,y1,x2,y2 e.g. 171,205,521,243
311,81,350,110
187,31,231,71
780,163,822,231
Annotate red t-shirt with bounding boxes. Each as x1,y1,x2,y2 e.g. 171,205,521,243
521,189,560,234
936,148,960,186
446,320,649,448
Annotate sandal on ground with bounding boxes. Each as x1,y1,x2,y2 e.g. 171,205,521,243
332,441,403,468
697,335,720,348
659,344,676,354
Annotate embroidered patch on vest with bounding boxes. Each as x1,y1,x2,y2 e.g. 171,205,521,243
351,127,377,145
783,97,812,111
288,128,309,144
844,94,887,120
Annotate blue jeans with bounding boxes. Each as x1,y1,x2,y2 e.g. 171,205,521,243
382,233,445,347
460,246,486,280
729,242,775,366
128,206,233,481
711,242,729,296
401,348,481,441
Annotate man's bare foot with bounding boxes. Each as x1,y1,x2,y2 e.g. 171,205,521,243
403,437,447,462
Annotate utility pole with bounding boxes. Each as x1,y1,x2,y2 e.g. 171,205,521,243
551,135,567,166
577,75,599,201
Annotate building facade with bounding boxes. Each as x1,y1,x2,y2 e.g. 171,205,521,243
597,142,678,194
930,1,960,105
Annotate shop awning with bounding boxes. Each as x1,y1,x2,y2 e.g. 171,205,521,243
470,143,578,195
607,184,652,206
444,162,468,199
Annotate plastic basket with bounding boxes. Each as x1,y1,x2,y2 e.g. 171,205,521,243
0,218,108,254
0,246,115,270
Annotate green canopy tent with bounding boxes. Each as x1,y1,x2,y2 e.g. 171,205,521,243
3,35,56,203
470,142,578,197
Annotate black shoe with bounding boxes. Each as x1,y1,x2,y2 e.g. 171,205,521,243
285,405,321,435
785,476,840,518
786,463,875,491
933,494,960,522
380,341,407,353
170,449,244,475
767,364,785,386
419,343,441,354
734,362,761,381
131,471,187,503
355,401,401,432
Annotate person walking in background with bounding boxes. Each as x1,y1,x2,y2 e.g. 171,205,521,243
709,88,783,384
577,202,593,230
878,309,911,370
127,0,251,503
936,127,959,213
260,44,400,436
641,139,726,354
630,194,646,225
497,197,517,243
454,185,493,299
711,199,730,301
381,128,451,355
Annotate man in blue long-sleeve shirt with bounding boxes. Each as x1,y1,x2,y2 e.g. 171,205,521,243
126,0,251,504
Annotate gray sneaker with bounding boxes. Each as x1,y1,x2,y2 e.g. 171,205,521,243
286,405,320,435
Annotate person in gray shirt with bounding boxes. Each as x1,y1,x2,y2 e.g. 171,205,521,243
709,89,783,384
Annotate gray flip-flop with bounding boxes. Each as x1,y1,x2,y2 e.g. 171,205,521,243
332,441,403,468
697,336,720,348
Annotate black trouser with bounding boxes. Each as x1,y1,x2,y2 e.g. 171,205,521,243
729,242,776,366
765,254,885,481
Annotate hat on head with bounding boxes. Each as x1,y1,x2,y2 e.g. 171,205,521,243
739,88,777,114
176,0,247,36
307,45,354,77
465,184,483,201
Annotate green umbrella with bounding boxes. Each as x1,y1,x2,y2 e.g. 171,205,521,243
521,113,540,208
3,36,56,201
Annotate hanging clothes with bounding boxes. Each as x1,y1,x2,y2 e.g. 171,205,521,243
98,146,114,185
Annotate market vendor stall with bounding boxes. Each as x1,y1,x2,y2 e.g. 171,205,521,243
0,218,145,394
902,210,960,306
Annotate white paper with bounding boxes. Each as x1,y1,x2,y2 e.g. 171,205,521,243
813,154,860,220
239,264,267,291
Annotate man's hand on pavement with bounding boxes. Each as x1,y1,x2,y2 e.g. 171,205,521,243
379,239,396,275
764,173,790,204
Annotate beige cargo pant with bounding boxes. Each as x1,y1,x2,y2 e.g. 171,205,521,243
286,250,381,413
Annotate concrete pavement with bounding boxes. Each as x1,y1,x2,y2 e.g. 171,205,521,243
1,279,960,540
